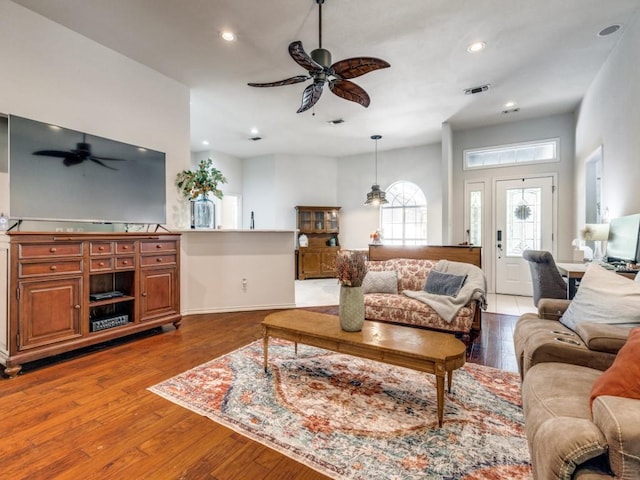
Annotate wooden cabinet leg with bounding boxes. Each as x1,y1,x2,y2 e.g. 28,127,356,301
4,365,22,379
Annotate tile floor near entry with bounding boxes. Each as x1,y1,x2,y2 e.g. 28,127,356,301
295,278,537,316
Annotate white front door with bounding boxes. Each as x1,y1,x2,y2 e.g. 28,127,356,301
495,177,554,295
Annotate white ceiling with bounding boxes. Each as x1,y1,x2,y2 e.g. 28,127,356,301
11,0,640,158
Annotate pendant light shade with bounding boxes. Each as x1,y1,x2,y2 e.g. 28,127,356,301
365,135,388,206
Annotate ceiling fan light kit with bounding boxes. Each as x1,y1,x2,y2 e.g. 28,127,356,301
248,0,390,113
365,134,388,206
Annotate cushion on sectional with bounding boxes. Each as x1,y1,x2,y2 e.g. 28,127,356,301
362,270,398,294
423,270,467,297
560,263,640,331
590,327,640,408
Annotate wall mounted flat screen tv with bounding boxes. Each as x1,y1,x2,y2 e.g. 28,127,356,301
9,115,166,224
605,214,640,263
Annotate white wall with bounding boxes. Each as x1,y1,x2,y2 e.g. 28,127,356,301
0,1,191,229
575,12,640,227
337,143,443,250
242,154,338,230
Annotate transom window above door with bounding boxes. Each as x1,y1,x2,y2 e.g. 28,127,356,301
463,138,558,170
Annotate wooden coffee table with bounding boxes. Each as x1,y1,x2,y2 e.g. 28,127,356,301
262,310,466,427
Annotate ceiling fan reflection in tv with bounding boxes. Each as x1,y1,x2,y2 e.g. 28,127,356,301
33,133,126,170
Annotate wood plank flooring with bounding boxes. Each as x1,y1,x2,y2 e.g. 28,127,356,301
0,308,519,479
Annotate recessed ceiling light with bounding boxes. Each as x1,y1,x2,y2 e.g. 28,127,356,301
504,101,516,108
250,127,259,135
221,31,236,42
467,41,486,53
202,140,210,146
598,25,621,37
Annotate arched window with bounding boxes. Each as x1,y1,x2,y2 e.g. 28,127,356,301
380,181,427,245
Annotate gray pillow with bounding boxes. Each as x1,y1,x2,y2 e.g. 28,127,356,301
362,270,398,294
424,270,467,297
560,263,640,331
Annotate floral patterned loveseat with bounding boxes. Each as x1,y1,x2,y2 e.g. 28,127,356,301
364,258,483,347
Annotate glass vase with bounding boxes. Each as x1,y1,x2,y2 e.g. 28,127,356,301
338,285,365,332
191,196,215,229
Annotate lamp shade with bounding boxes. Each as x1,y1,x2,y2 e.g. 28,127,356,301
583,223,610,241
364,134,388,205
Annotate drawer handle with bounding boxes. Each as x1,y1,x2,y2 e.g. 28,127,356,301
98,246,105,251
142,292,147,297
74,304,81,310
50,247,57,253
50,265,57,271
122,260,129,265
122,245,129,250
98,262,105,267
156,257,163,262
156,244,162,249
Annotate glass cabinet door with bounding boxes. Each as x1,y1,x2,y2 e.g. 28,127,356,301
299,211,313,232
326,210,339,233
314,211,325,231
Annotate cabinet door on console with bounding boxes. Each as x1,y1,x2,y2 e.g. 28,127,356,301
18,277,83,349
139,268,179,322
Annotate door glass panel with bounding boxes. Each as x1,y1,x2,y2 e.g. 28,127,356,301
506,187,541,256
469,190,482,245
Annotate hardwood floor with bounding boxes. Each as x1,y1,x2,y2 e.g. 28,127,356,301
0,308,519,479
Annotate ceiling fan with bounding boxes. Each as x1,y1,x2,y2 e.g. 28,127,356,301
33,133,126,170
248,0,390,113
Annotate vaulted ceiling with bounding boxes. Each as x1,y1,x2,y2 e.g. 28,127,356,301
12,0,640,158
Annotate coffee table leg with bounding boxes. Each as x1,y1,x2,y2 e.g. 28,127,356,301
263,330,269,373
436,373,445,427
447,370,453,393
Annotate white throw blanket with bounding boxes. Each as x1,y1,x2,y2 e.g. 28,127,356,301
403,260,487,324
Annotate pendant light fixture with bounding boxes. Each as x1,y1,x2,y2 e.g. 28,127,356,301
365,134,388,206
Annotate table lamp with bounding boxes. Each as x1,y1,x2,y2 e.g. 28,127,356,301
582,223,610,263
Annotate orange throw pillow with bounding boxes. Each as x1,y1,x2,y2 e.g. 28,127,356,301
590,327,640,409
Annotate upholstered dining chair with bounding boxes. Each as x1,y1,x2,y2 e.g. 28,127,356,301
522,250,568,306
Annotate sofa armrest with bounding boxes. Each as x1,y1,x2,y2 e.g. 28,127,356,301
573,323,631,354
538,298,572,321
531,417,607,480
592,395,640,479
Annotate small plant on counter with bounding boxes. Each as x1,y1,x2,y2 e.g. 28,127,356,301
176,158,227,200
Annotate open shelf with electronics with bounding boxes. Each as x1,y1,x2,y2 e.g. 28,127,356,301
1,232,181,377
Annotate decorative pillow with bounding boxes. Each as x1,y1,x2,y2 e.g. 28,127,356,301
590,327,640,408
560,263,640,331
423,270,467,297
362,270,398,294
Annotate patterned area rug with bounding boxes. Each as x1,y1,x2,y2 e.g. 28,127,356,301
149,339,531,479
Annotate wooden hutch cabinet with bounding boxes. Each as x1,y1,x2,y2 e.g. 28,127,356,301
296,206,340,280
1,232,181,377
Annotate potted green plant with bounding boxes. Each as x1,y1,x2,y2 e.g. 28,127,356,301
176,158,227,229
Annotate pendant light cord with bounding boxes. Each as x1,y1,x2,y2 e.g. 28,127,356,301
371,134,382,184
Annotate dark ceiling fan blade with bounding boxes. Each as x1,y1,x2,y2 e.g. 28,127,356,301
33,150,71,158
329,79,371,107
289,41,323,72
297,81,325,113
248,75,310,88
90,155,126,162
90,158,119,170
331,57,390,79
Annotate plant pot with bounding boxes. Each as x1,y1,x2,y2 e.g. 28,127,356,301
338,285,365,332
191,196,215,229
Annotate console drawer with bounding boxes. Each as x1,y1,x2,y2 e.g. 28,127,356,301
19,260,83,277
19,242,83,259
90,257,114,272
140,254,177,267
90,242,114,256
116,242,136,254
115,256,136,270
140,241,177,254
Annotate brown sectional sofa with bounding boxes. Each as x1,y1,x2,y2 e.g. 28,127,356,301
515,299,639,479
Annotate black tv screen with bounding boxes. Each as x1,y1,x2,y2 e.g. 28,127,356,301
9,115,166,224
